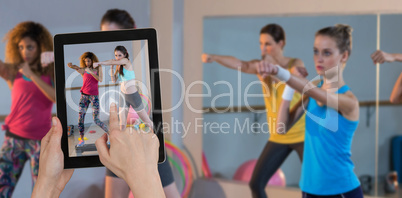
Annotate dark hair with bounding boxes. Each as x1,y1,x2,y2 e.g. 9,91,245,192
80,52,99,73
260,24,286,46
115,46,129,76
316,24,353,57
101,9,136,29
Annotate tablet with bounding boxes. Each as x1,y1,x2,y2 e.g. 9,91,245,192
54,28,165,168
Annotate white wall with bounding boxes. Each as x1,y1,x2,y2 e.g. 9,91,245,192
0,1,150,197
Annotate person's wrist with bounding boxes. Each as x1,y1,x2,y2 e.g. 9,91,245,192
209,54,215,62
126,166,159,186
272,65,279,75
274,65,290,82
32,178,61,198
282,85,295,101
126,167,163,198
390,53,397,62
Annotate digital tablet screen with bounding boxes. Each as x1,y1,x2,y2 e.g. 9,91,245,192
54,29,165,168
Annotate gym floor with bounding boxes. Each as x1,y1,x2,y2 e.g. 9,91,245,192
68,123,108,157
189,178,399,198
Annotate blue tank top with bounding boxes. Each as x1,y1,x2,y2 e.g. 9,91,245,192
300,83,360,195
118,67,135,82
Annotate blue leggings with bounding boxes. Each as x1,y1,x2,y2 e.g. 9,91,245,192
302,186,363,198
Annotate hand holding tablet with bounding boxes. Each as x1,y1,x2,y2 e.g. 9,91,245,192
54,28,165,168
96,103,159,179
32,117,74,198
32,104,164,198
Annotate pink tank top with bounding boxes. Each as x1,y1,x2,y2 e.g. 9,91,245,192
4,73,53,140
80,70,99,95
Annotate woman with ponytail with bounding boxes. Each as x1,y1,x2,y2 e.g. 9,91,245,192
94,46,152,131
271,24,363,197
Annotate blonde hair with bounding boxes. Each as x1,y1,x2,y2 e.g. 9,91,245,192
4,21,53,76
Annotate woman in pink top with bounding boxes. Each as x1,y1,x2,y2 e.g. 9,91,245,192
67,52,109,147
0,21,55,197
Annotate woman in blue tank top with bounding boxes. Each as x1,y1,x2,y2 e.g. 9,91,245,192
94,46,153,131
258,24,363,198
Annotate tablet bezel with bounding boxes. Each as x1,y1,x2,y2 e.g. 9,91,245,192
54,28,165,169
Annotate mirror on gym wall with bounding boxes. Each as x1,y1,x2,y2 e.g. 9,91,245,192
202,14,402,196
376,14,402,196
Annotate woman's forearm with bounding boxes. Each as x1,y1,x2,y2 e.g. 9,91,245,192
99,67,103,82
31,73,56,102
390,72,402,103
31,179,61,198
126,168,165,198
69,65,80,70
100,59,127,66
110,67,118,83
390,53,402,62
276,101,291,134
88,70,100,81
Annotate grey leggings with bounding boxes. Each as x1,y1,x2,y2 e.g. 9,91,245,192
119,91,144,111
249,141,304,198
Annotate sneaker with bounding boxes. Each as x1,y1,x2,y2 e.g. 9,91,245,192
77,140,85,147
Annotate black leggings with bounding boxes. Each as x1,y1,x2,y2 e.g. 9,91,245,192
249,141,304,198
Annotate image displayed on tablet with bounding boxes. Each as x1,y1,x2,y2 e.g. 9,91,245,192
54,29,165,168
65,41,152,156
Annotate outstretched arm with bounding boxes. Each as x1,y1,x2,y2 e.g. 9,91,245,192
276,66,309,134
390,72,402,104
94,58,129,68
67,63,84,75
371,51,402,103
201,53,260,74
110,65,118,83
0,60,9,80
371,50,402,64
99,66,103,82
277,96,307,134
259,61,359,120
0,60,16,89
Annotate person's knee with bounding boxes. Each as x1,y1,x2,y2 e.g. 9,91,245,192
249,176,264,194
249,178,258,191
